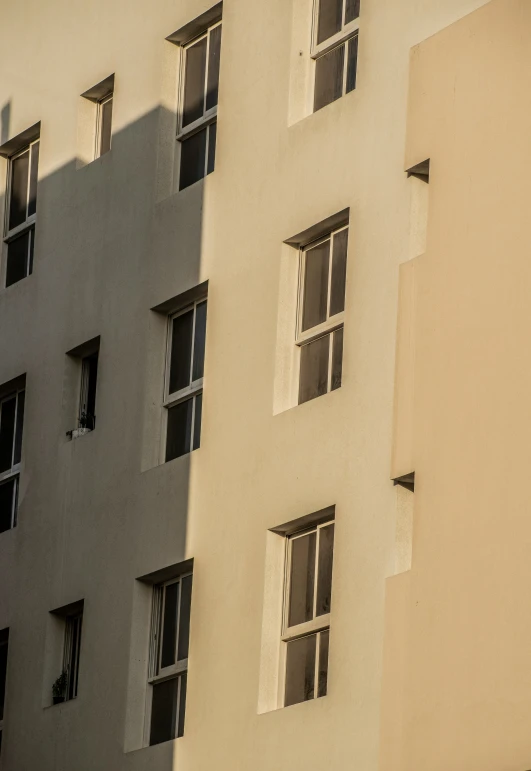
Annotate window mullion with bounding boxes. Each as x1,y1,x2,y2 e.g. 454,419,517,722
342,41,348,97
314,631,321,700
326,233,333,321
189,304,197,387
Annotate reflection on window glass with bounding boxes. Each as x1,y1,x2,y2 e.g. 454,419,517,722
288,532,316,627
302,241,330,332
169,311,194,394
330,229,348,316
317,630,330,697
161,582,179,669
9,151,29,231
299,335,330,405
314,44,345,112
166,399,193,462
179,128,207,190
183,37,208,127
150,678,179,746
346,35,358,94
316,524,335,615
206,25,222,111
285,634,317,706
317,0,342,44
345,0,361,24
331,328,343,392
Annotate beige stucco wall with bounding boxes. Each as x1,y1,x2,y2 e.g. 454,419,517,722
0,0,503,769
382,2,531,770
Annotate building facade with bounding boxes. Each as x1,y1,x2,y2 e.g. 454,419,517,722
0,0,528,769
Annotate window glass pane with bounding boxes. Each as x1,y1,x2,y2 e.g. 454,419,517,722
299,335,330,405
27,141,39,217
285,634,317,706
99,97,113,156
0,397,16,473
0,637,7,721
83,353,98,428
316,524,335,616
288,531,316,627
302,240,330,332
206,120,217,175
165,398,193,462
8,151,29,231
183,36,207,127
150,678,178,746
6,231,30,287
314,43,345,112
161,582,179,669
28,228,35,275
169,310,194,394
0,478,16,534
192,301,207,381
13,391,25,466
346,35,358,94
177,575,193,661
205,25,222,111
179,128,207,190
177,673,187,738
317,0,342,44
345,0,360,23
330,229,348,316
192,393,202,451
67,615,82,700
317,629,330,697
331,327,343,391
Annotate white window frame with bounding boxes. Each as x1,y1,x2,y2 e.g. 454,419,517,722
279,520,334,706
95,92,113,159
310,0,360,106
3,140,39,284
144,574,192,746
295,225,347,396
176,20,221,185
177,20,221,141
0,388,24,531
161,299,206,460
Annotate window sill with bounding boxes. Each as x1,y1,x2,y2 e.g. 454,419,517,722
67,427,93,440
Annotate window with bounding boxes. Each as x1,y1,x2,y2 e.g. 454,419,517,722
178,20,222,190
148,573,192,745
67,340,99,438
164,299,206,461
0,629,8,755
312,0,359,112
78,351,99,432
63,607,83,701
0,387,25,533
297,225,348,404
3,137,39,287
95,91,113,158
282,520,334,707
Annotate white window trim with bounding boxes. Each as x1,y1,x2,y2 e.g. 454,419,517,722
95,92,113,159
311,0,360,58
279,521,334,706
144,574,191,746
176,20,221,142
3,141,39,240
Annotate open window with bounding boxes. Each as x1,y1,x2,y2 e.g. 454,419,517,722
164,298,207,461
147,572,192,745
282,519,334,706
66,338,100,439
169,5,222,190
49,601,84,704
2,130,40,287
312,0,360,112
297,224,348,404
0,378,25,534
80,75,114,162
